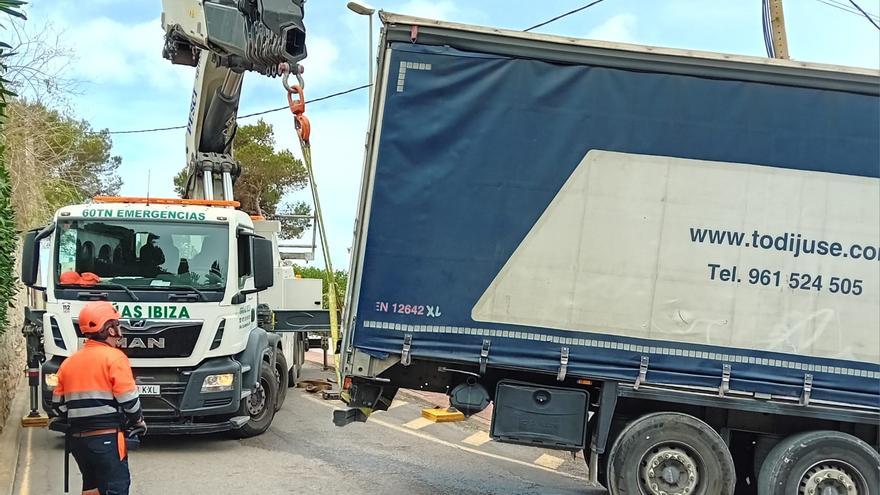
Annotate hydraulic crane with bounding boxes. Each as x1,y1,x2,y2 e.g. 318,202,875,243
161,0,307,201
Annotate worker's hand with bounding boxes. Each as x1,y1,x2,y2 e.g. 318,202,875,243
129,420,147,437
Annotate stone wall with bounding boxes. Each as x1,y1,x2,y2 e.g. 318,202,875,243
0,243,25,433
0,305,24,433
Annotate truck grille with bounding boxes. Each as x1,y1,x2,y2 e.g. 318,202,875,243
134,369,187,418
75,320,203,358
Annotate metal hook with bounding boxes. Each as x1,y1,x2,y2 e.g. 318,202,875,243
280,63,305,92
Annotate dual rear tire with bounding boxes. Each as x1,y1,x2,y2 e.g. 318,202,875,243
606,412,879,495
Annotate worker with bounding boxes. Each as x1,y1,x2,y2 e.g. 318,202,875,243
50,301,146,495
139,233,165,276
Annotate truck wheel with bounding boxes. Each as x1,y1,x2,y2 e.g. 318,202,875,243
607,412,735,495
233,365,278,438
757,430,879,495
274,350,289,412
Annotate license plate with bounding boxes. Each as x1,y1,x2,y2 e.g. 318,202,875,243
137,385,161,396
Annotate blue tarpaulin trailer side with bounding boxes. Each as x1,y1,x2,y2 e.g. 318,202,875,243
344,17,879,411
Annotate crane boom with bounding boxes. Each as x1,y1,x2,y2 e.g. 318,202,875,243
160,0,307,201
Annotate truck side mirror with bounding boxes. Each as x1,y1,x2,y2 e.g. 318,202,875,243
251,237,274,291
20,230,40,288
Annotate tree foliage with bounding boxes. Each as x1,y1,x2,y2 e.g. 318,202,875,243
295,266,348,310
0,0,28,335
174,119,311,238
4,100,121,229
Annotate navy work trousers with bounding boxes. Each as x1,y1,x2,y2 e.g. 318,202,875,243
69,433,130,495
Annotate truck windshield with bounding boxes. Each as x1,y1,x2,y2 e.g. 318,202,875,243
55,219,229,290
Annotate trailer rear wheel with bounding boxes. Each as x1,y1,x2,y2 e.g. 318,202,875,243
757,430,879,495
607,412,735,495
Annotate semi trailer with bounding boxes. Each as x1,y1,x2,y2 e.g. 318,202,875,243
336,13,880,495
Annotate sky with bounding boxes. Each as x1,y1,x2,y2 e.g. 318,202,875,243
15,0,880,270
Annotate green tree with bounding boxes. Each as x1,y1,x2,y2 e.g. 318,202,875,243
174,119,311,238
0,0,27,335
295,266,347,310
4,100,121,229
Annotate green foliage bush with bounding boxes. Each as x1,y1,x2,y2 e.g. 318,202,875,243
0,0,26,335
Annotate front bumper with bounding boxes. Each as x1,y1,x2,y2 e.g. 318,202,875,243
48,415,250,436
42,356,246,433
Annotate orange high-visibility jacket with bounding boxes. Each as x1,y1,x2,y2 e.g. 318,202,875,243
51,340,143,431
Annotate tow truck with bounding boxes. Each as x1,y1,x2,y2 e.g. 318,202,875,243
19,0,325,436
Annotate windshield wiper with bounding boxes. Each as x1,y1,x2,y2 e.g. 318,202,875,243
92,283,140,302
161,285,208,302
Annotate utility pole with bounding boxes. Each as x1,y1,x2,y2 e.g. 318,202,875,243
768,0,790,59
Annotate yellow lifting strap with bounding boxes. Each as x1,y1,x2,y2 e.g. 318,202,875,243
281,64,342,385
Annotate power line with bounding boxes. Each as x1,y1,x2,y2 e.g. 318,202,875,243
830,0,879,19
104,83,371,135
847,0,880,29
523,0,609,32
102,0,874,136
813,0,879,22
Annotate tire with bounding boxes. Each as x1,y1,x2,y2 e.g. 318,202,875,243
232,365,277,438
757,430,880,495
274,350,289,412
607,412,736,495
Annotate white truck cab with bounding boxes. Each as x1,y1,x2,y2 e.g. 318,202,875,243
21,197,324,436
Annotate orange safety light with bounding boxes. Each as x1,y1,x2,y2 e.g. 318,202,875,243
93,196,240,208
250,215,266,221
577,379,593,386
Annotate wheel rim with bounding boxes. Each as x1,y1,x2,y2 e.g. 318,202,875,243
247,379,268,418
640,444,701,495
799,461,866,495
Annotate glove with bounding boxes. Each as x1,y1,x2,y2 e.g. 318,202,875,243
128,420,147,438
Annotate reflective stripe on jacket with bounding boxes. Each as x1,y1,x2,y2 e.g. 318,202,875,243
51,340,143,431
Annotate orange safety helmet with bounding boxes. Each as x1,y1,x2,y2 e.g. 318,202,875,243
78,301,121,335
58,271,81,285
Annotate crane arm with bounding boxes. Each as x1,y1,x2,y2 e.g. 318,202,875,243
160,0,307,201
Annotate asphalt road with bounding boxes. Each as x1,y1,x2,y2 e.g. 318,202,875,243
13,365,605,495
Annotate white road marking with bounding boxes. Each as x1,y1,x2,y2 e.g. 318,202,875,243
534,453,565,470
303,395,588,482
19,428,32,495
404,417,434,430
462,431,491,446
387,400,408,410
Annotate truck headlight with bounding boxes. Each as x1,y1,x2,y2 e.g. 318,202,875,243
44,373,58,388
201,373,234,392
